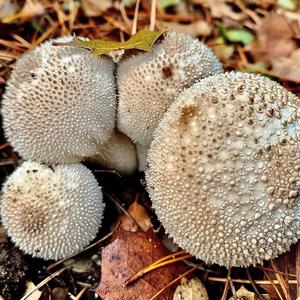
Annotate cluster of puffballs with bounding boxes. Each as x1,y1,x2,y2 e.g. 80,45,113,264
0,31,299,267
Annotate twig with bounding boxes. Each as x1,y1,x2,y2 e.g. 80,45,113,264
47,222,119,270
150,0,157,31
132,0,141,35
150,263,203,300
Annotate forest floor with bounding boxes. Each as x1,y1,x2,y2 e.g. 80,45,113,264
0,0,300,299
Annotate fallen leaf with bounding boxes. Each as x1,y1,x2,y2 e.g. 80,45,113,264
68,29,165,55
156,20,212,37
120,199,152,232
229,285,270,300
203,0,244,21
272,48,300,82
80,0,113,17
250,12,297,61
218,24,254,46
2,0,45,23
97,228,185,300
173,277,208,300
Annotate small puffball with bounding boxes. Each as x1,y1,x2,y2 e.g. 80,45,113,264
146,72,300,267
1,162,104,260
88,131,137,175
136,143,149,172
2,36,116,164
117,30,223,146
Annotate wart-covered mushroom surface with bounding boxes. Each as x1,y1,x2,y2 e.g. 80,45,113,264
1,161,104,260
2,36,116,164
146,72,300,267
117,30,223,146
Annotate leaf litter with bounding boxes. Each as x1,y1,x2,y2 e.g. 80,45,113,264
0,0,300,299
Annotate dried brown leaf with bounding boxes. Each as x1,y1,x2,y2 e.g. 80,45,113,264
97,229,185,300
251,12,297,61
272,48,300,82
80,0,113,17
229,285,270,300
2,0,45,23
120,199,152,232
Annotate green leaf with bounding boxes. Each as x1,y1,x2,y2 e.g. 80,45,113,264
158,0,180,9
69,29,165,55
123,0,136,7
218,24,254,46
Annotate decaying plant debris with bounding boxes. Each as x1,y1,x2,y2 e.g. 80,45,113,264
0,1,300,300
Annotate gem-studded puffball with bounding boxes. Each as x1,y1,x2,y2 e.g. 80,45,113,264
117,31,223,146
146,72,300,267
2,36,116,164
0,162,104,260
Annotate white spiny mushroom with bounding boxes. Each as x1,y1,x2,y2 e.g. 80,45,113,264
146,72,300,267
1,161,104,260
117,30,223,146
2,36,116,164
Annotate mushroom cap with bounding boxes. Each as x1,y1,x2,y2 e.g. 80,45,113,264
117,30,223,146
146,72,300,267
0,161,104,260
88,131,137,175
2,36,116,164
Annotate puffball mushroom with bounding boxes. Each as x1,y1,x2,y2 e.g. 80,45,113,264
88,131,138,175
2,36,116,164
0,161,104,260
146,72,300,267
117,30,223,146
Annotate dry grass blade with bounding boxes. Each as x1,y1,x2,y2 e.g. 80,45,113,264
47,222,120,270
262,269,284,300
227,267,237,299
21,263,71,300
73,285,89,300
132,0,141,35
246,268,265,300
125,252,193,285
297,242,300,297
270,259,290,300
150,0,157,31
104,192,142,230
220,274,230,300
256,265,296,277
149,263,203,300
208,277,297,285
